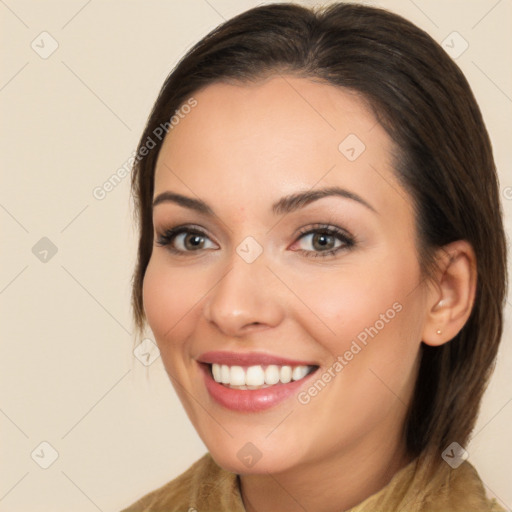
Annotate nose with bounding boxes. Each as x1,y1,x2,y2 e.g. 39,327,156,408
203,253,286,337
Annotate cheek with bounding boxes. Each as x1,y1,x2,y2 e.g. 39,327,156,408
295,266,410,347
297,248,423,386
142,256,202,350
297,267,422,430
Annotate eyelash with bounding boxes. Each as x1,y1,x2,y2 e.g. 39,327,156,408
155,223,356,259
295,224,355,258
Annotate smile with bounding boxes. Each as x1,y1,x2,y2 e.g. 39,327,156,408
211,363,316,389
197,351,320,412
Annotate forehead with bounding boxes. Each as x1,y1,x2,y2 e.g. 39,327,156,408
153,75,407,218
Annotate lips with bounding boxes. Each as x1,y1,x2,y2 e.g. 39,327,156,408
197,351,320,412
197,350,318,367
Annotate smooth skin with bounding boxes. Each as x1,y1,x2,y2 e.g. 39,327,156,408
142,75,476,512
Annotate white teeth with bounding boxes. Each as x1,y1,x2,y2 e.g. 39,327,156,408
230,366,246,386
210,363,315,388
280,365,292,384
246,365,265,386
221,364,230,384
212,363,221,382
264,365,280,385
292,366,309,381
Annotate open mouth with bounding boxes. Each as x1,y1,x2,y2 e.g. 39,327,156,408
206,363,319,390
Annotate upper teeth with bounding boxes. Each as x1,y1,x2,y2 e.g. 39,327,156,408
211,364,314,388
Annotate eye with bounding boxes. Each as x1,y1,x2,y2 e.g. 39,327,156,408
291,224,355,258
155,223,355,258
156,226,217,254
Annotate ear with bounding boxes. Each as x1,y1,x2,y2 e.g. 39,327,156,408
422,240,477,347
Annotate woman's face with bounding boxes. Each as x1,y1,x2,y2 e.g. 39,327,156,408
143,76,428,474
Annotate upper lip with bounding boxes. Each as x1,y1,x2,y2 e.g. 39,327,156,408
197,351,318,367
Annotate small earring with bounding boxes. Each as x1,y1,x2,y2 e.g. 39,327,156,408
436,329,442,335
437,299,444,308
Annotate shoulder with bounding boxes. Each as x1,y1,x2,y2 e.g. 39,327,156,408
352,458,506,512
120,452,244,512
405,459,505,512
432,460,506,512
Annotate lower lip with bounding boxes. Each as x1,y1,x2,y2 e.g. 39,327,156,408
199,363,318,412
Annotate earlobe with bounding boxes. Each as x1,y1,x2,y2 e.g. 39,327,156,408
422,240,477,347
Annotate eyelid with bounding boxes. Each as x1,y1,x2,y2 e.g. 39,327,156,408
155,225,219,252
290,223,356,257
293,222,354,241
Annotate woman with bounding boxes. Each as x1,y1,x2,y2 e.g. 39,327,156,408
122,2,507,511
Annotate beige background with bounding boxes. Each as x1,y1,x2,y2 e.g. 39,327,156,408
1,1,511,511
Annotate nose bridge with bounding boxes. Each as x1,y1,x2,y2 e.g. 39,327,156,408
203,245,284,335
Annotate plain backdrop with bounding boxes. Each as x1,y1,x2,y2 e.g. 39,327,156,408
1,1,511,511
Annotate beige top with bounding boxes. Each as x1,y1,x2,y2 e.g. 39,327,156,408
121,452,505,512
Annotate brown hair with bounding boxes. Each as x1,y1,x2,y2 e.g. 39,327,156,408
130,2,507,477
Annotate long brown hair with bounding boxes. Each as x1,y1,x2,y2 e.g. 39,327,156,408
130,2,507,477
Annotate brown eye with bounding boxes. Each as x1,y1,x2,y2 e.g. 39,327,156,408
311,232,337,251
156,227,217,254
293,225,355,258
297,231,343,252
182,232,206,250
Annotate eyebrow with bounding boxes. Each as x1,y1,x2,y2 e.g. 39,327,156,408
152,186,377,216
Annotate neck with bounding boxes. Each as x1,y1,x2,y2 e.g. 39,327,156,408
238,431,413,512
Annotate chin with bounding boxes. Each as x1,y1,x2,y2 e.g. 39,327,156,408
208,449,294,475
203,433,306,476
